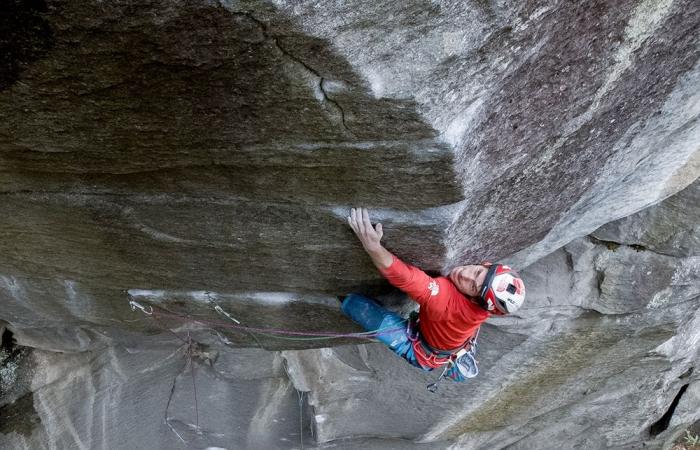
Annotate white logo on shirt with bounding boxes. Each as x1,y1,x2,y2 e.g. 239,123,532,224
428,280,439,296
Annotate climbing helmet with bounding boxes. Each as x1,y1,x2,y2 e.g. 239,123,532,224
479,264,525,315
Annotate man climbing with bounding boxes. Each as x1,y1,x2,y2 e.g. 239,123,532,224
341,207,525,385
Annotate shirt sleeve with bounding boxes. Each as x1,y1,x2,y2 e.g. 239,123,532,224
378,253,441,306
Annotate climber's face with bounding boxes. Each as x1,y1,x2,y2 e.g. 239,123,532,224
449,264,489,298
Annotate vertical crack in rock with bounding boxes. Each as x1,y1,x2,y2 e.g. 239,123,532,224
562,246,577,292
278,353,316,445
319,77,351,132
595,269,605,299
563,248,575,273
164,351,190,445
649,383,690,436
273,39,352,134
161,335,217,445
232,11,352,134
296,389,306,450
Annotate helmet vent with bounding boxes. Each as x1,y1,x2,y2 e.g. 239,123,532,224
507,284,516,294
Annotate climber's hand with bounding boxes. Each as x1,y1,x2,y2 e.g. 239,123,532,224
347,207,393,270
348,207,383,252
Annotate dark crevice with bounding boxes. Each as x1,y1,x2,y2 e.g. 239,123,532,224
561,246,577,292
0,391,40,436
588,235,678,258
589,235,622,251
163,344,193,445
564,248,575,272
649,384,689,436
0,0,55,91
679,367,694,379
1,328,17,355
595,269,605,298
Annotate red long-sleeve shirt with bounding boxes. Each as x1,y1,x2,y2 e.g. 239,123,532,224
379,253,489,368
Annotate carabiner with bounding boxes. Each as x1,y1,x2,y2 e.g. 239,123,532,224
128,299,153,316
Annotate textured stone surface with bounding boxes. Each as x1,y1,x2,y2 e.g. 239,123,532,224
0,0,699,448
2,222,696,449
268,0,700,266
593,178,700,258
279,231,699,449
665,381,700,447
0,328,316,450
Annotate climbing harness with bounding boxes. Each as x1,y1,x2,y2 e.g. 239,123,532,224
407,312,481,393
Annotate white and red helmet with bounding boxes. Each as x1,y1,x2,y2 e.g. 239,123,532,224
479,264,525,315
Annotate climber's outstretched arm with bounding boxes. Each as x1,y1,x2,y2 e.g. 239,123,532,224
347,207,439,306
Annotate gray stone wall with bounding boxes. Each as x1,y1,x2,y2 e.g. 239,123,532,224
0,0,698,448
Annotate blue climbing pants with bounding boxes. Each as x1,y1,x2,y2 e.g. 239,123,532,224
341,293,425,370
341,293,469,381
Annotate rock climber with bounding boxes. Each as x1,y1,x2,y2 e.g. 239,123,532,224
341,207,525,384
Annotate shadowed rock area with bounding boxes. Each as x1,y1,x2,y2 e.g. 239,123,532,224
0,0,699,448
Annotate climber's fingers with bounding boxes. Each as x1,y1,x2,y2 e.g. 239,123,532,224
348,208,383,248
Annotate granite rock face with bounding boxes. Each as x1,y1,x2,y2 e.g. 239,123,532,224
592,179,700,258
0,328,318,449
281,188,700,448
0,0,699,449
268,0,700,268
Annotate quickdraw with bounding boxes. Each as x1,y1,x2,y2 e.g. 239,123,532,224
128,298,153,315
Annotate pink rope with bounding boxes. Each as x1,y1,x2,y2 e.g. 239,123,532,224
148,307,403,339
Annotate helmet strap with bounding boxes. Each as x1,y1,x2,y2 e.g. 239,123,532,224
477,264,499,311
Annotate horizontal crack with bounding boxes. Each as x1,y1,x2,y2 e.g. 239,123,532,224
587,235,678,258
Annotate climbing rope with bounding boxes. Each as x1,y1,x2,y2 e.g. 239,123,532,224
128,298,403,341
128,296,402,444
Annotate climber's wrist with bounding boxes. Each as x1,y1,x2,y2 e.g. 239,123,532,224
365,245,393,270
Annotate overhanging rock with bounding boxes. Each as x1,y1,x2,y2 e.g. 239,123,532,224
0,0,699,449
